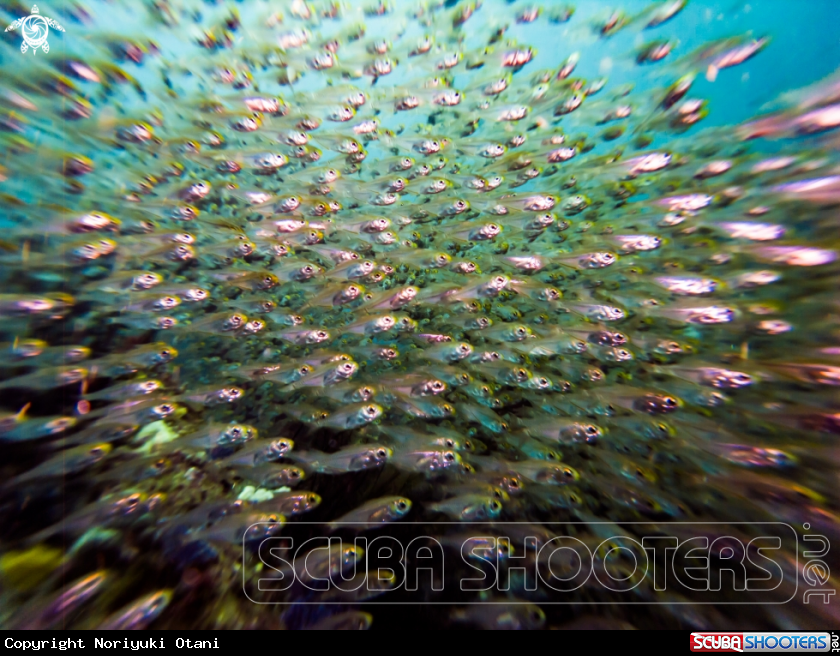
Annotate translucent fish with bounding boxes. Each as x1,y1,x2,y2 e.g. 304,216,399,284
328,496,411,527
290,444,391,473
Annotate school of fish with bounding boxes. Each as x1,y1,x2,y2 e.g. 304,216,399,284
0,0,838,630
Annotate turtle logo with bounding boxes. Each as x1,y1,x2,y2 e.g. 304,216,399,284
5,5,65,55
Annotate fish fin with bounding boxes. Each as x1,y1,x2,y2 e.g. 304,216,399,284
16,402,31,421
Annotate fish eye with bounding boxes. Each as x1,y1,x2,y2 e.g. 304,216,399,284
444,452,455,462
376,448,388,457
